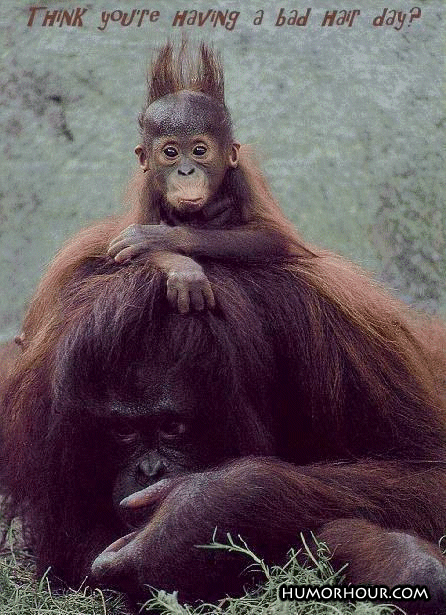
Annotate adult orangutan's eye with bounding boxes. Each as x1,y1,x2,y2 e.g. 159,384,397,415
159,419,187,442
111,429,139,446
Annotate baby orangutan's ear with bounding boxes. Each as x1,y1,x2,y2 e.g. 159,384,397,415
228,142,240,168
135,145,149,171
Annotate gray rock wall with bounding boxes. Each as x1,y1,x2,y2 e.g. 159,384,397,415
1,1,444,342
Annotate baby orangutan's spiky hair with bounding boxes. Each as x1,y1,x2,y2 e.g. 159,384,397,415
138,40,233,145
146,40,225,107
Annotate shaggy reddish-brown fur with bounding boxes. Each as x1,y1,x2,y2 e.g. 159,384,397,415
2,251,446,609
1,42,446,614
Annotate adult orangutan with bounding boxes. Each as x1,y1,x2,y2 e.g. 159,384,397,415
2,42,446,615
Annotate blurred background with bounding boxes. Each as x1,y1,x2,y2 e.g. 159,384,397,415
1,0,444,343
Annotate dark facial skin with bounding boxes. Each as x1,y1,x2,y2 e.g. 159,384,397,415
135,132,239,214
111,417,187,505
111,414,189,529
135,91,239,214
106,363,235,527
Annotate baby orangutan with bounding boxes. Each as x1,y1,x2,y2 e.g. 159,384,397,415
107,41,305,313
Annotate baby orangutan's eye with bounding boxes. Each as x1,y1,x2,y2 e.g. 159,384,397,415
163,146,179,158
192,145,207,157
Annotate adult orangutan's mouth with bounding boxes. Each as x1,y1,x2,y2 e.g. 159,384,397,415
178,198,204,212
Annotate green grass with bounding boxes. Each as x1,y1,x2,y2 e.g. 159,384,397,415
142,534,399,615
0,518,402,615
0,518,127,615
